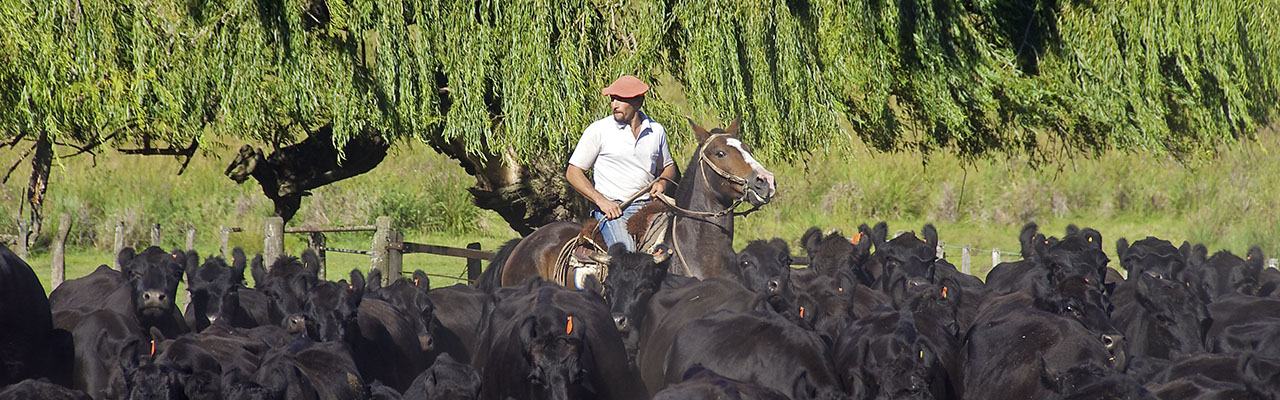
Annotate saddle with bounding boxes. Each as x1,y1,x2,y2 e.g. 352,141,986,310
551,201,673,289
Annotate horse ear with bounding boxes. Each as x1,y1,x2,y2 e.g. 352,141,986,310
725,116,742,137
688,117,711,143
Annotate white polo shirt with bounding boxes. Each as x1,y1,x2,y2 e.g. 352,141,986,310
568,113,673,202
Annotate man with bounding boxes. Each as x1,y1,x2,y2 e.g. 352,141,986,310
566,75,677,252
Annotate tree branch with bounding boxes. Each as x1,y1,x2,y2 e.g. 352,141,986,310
2,144,34,184
2,132,28,149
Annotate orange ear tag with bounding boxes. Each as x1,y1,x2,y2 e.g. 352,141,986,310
349,284,354,290
566,316,574,335
838,287,844,293
150,339,156,356
654,249,665,256
851,232,864,245
414,278,420,286
799,306,806,319
941,287,948,299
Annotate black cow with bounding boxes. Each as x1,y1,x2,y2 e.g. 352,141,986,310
801,226,874,283
68,309,144,399
986,227,1110,295
49,264,124,314
665,310,847,400
0,378,92,400
473,279,643,400
834,309,945,400
1,244,74,388
867,224,940,285
1203,295,1280,355
735,239,795,312
369,274,437,356
251,251,323,327
962,275,1124,399
253,339,366,400
402,353,481,400
1110,272,1210,360
652,366,789,400
120,338,189,400
1037,361,1154,400
186,248,271,331
1116,237,1187,283
1196,247,1265,300
636,276,771,395
790,267,855,342
425,284,494,366
116,247,192,338
596,244,670,366
355,294,431,392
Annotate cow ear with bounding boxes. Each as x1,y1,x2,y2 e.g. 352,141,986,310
349,269,367,297
688,118,712,144
1065,224,1080,237
412,270,431,293
1116,238,1130,270
652,245,672,265
801,227,824,255
871,222,889,247
921,224,939,247
184,250,200,274
231,248,248,282
1246,246,1266,273
518,316,539,348
582,274,603,295
118,247,137,275
301,249,322,279
1082,228,1103,250
367,269,383,292
1019,223,1040,259
250,254,266,287
1191,244,1208,266
1034,234,1051,259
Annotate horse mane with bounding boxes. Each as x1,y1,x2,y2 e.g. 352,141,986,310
475,238,522,292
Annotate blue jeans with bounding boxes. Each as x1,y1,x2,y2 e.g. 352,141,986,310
592,200,646,252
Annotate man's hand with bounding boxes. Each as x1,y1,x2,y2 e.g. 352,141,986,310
648,180,667,198
596,199,622,220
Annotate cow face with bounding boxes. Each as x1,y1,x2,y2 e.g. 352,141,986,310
1035,276,1127,369
120,340,185,400
1117,237,1187,283
188,248,248,330
375,278,438,353
520,312,590,400
792,270,855,342
801,227,874,284
301,271,364,343
254,253,320,325
416,353,481,399
1197,248,1265,300
1132,271,1210,358
738,239,795,310
601,244,669,363
121,247,187,321
842,314,941,400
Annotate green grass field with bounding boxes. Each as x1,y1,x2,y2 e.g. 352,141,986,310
5,126,1278,295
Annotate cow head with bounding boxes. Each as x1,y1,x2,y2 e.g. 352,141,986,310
255,251,322,325
801,227,874,283
792,269,855,343
374,277,438,353
414,353,481,399
1132,271,1210,359
1117,237,1187,283
120,337,186,400
737,239,796,312
1033,275,1127,369
120,247,187,322
188,248,248,331
872,224,939,283
840,312,942,400
300,270,364,342
600,244,669,363
1036,230,1110,289
1197,248,1265,300
520,308,590,400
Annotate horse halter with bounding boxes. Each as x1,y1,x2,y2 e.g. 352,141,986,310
697,133,751,192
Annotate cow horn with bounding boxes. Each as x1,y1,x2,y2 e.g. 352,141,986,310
589,252,612,265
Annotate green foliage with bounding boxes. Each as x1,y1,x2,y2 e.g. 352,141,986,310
4,0,1276,166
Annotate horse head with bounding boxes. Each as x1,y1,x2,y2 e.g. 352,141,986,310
689,117,776,208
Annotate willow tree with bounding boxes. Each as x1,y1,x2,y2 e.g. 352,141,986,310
2,0,1277,235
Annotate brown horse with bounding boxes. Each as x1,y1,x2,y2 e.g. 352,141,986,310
486,117,775,288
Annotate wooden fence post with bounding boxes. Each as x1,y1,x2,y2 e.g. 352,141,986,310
186,228,197,252
467,242,482,283
150,223,162,247
15,220,28,260
219,226,231,259
992,248,1001,271
370,216,393,283
961,245,972,275
936,241,945,260
387,230,403,286
112,221,125,270
309,232,327,281
51,214,72,289
1269,258,1278,270
264,217,284,268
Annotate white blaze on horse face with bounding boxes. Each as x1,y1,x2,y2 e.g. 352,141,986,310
724,138,762,170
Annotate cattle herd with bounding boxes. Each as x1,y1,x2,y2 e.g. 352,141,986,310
2,222,1280,399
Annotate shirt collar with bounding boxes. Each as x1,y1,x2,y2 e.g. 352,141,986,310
615,111,652,135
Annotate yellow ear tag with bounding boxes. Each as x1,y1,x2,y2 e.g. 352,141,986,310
566,316,574,335
919,350,924,359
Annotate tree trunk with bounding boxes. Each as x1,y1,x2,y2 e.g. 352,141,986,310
426,136,588,236
24,130,52,242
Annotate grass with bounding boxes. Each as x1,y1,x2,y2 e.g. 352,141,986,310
4,126,1278,293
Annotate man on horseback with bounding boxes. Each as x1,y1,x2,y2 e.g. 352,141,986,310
566,75,677,252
